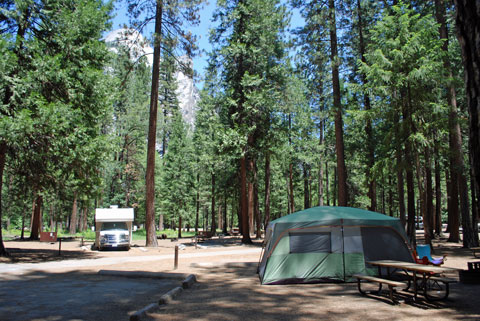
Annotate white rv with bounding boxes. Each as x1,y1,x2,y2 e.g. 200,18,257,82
95,206,134,250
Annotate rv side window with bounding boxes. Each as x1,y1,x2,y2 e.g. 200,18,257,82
289,232,331,253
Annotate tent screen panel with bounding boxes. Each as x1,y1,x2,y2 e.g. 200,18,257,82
289,232,331,253
361,227,412,262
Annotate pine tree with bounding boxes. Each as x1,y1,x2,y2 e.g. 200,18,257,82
0,0,113,250
126,0,202,246
210,0,288,243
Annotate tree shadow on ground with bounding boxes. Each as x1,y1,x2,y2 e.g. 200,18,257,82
0,269,182,321
147,262,480,321
0,239,98,263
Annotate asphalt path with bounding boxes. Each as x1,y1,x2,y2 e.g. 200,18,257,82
0,248,262,274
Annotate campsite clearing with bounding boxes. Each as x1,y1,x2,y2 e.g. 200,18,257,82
0,233,480,320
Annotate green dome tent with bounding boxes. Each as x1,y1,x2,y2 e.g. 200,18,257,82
258,206,414,284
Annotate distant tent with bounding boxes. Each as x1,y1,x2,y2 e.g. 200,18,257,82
258,206,414,284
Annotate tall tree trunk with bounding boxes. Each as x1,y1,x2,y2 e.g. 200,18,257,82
318,121,324,206
388,175,393,216
288,114,295,214
447,137,460,242
83,206,88,232
195,173,200,233
223,194,228,234
288,163,295,213
0,142,8,256
396,130,406,226
303,163,310,209
425,148,434,239
50,203,55,232
240,157,252,244
264,151,271,228
438,0,473,246
446,169,452,233
253,159,261,238
325,162,330,206
318,162,324,206
470,149,480,245
159,214,164,232
145,0,163,247
402,91,416,245
434,135,443,235
69,192,78,235
357,0,376,212
248,159,254,233
211,172,216,235
333,166,337,206
178,215,182,239
21,198,26,240
217,203,222,233
329,0,348,206
30,195,43,240
453,0,480,247
78,203,84,233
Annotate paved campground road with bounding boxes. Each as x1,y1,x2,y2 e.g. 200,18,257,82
1,236,480,321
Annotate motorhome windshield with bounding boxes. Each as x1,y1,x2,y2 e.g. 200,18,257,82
101,222,128,231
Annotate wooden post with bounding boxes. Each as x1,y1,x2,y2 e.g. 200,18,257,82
174,245,178,270
58,239,62,256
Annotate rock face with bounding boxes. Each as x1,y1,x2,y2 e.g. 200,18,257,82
104,29,198,129
104,29,154,66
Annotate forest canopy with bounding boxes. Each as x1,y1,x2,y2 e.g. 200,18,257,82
1,0,479,255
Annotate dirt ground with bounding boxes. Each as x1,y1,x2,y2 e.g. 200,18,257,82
1,233,480,321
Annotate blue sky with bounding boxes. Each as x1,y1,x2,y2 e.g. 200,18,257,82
110,1,302,88
110,1,217,79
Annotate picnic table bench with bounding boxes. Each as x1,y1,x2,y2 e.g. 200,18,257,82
353,274,405,304
196,231,214,241
366,260,458,302
470,247,480,258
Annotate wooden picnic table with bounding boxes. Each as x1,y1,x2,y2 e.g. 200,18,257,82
366,260,459,301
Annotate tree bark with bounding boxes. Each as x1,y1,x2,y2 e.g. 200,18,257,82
402,91,416,245
357,0,376,212
303,163,310,209
223,194,228,234
329,0,348,206
425,148,434,239
83,206,88,232
264,152,271,227
469,148,480,245
248,159,254,232
395,121,406,226
318,121,324,206
30,195,43,240
288,163,295,213
253,160,261,238
434,133,443,235
178,215,182,239
325,162,330,206
452,0,479,248
69,192,78,235
240,157,252,244
145,0,163,247
211,172,216,235
0,142,8,256
333,166,337,206
288,114,295,214
195,173,200,233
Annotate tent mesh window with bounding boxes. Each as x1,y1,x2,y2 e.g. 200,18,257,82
361,227,412,263
289,232,332,253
